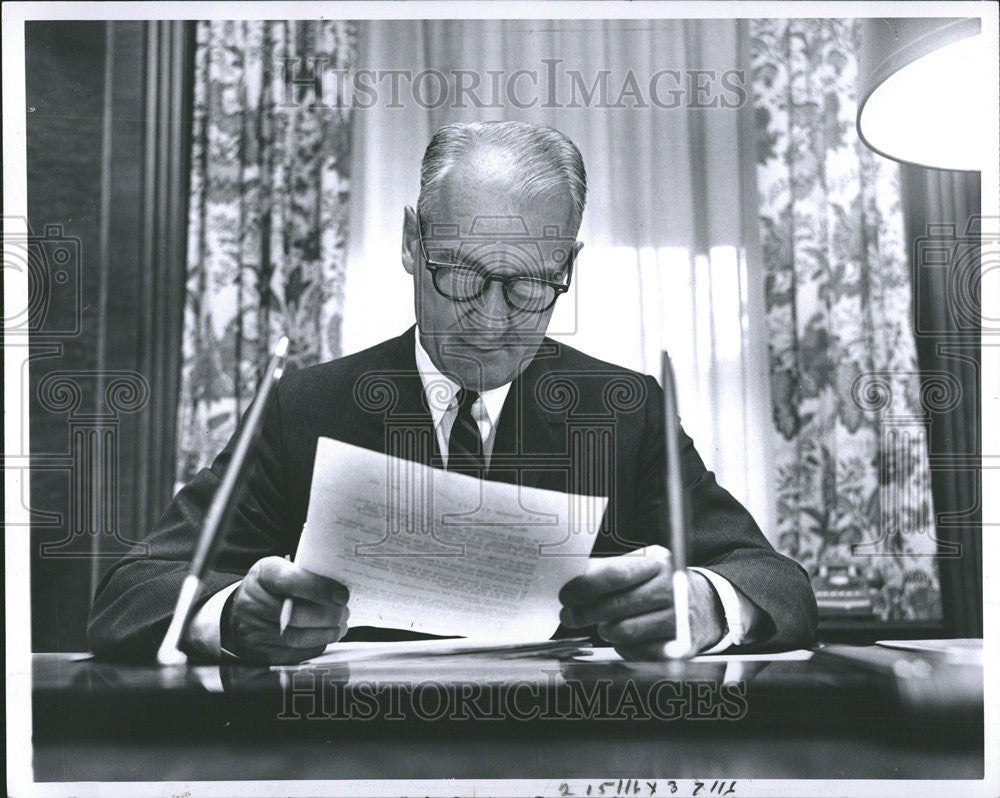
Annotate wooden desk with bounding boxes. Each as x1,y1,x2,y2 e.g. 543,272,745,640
32,646,983,783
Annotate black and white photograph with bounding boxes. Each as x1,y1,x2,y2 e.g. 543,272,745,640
4,2,997,796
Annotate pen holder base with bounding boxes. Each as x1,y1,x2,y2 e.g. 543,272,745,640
663,569,695,659
156,573,201,666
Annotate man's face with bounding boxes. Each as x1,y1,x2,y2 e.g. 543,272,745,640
402,169,582,391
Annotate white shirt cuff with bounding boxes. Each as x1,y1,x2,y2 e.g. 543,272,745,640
688,567,758,654
183,580,242,660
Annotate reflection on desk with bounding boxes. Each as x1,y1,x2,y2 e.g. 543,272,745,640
32,643,983,782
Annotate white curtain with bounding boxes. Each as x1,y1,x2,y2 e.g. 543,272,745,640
342,19,774,536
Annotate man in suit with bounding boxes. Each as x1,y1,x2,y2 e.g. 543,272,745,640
88,120,817,664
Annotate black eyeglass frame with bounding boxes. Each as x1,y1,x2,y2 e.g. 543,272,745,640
414,211,575,314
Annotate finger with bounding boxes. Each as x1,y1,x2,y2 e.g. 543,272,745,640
288,599,350,629
279,624,345,650
257,643,330,666
235,582,350,635
254,557,350,604
560,570,673,627
596,607,676,646
238,617,345,651
238,577,285,617
614,639,674,662
559,545,671,606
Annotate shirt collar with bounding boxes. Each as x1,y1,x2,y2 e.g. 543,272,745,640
414,328,512,430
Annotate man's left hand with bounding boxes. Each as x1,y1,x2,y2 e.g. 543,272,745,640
558,545,726,660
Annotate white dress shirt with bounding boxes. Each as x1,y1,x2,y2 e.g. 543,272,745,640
412,332,511,469
183,330,759,658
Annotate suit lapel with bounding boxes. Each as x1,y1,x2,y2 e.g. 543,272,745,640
365,329,568,482
360,326,441,466
489,340,565,491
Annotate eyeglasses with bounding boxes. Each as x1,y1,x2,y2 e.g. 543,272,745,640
415,212,574,314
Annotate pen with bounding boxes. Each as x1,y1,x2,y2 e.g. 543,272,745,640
279,554,293,637
279,599,293,636
156,336,290,666
660,351,695,659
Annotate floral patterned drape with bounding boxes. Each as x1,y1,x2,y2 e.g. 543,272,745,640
176,21,357,485
750,19,941,622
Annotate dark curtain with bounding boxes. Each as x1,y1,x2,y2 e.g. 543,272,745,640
899,166,982,638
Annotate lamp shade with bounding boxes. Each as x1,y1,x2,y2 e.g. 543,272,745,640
857,17,984,171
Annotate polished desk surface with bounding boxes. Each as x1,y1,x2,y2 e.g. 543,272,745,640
33,643,984,782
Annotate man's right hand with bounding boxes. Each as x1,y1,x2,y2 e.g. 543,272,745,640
222,556,350,664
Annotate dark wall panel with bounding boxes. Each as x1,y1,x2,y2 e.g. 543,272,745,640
26,21,191,651
27,21,111,652
900,166,982,638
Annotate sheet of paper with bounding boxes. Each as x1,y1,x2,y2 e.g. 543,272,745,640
572,648,815,663
294,438,608,640
275,636,593,667
876,639,982,665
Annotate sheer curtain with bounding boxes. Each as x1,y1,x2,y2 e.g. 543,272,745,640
342,19,774,534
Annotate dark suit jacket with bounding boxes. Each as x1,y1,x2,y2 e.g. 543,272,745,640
88,326,817,659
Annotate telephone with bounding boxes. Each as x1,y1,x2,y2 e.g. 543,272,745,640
811,564,874,618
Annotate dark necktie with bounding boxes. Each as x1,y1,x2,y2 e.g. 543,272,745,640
447,388,485,478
